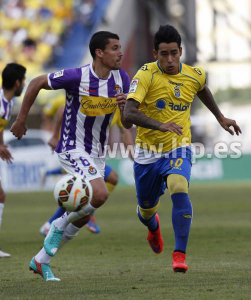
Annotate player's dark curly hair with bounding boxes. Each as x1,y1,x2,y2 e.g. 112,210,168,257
154,25,181,50
89,31,119,59
2,63,26,90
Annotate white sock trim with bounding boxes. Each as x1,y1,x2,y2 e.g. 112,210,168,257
35,247,52,264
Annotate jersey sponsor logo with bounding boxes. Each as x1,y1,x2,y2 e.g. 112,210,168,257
174,86,181,98
168,80,183,86
53,70,64,78
129,79,139,93
194,68,202,75
140,65,148,71
114,84,123,95
168,102,189,111
80,96,117,116
88,166,97,175
156,99,166,110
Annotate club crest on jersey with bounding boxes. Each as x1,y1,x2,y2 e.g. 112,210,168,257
194,68,202,75
174,86,181,98
156,99,166,110
88,166,97,175
53,70,64,78
114,84,122,95
129,79,139,93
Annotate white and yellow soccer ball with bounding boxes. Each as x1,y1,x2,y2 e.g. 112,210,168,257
54,175,93,212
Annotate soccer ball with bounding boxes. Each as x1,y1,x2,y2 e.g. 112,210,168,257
54,175,93,212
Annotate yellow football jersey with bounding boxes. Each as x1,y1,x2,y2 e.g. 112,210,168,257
43,95,65,118
127,61,206,152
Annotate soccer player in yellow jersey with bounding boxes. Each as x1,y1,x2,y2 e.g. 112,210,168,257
124,25,241,273
41,95,65,133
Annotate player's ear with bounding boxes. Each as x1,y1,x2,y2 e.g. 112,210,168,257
179,47,182,57
15,79,21,89
153,49,158,60
95,48,103,59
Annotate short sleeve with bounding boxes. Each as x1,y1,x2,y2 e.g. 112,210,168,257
48,68,81,91
193,67,206,92
127,65,152,104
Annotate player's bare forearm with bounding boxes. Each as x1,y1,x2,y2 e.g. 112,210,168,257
120,107,133,129
197,85,242,136
11,75,52,139
124,98,162,130
197,85,223,120
116,93,133,129
124,99,183,135
16,75,51,122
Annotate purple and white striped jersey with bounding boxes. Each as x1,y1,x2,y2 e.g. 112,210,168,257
48,64,130,157
0,88,14,132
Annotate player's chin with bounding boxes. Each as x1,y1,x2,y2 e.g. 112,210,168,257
112,62,121,70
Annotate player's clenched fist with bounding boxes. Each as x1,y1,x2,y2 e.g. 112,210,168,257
159,122,183,135
116,93,127,110
10,120,27,140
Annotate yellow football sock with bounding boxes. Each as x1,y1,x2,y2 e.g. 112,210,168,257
105,182,116,194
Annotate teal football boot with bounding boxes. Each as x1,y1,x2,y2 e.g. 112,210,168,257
29,257,60,281
44,220,64,256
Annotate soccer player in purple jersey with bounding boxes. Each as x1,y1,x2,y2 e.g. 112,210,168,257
0,63,26,258
11,31,131,281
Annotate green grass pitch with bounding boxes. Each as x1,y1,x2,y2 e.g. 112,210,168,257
0,183,251,299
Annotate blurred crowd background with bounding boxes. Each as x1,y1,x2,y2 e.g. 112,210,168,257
0,0,250,190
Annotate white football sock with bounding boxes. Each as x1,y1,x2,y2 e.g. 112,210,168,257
35,247,52,264
0,203,4,229
59,223,81,250
54,212,68,231
55,204,96,230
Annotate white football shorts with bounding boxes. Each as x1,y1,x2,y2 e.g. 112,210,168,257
58,149,105,181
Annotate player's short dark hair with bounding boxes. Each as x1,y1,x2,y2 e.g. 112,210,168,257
154,25,181,50
89,31,119,59
2,63,26,89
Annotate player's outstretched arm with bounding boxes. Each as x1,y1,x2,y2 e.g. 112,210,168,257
124,98,183,135
197,85,242,136
10,75,52,140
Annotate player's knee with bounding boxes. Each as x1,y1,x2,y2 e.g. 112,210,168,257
137,203,158,220
106,170,118,185
93,189,109,205
167,174,188,195
0,189,6,203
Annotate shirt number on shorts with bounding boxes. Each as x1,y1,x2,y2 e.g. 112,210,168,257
80,157,90,167
170,158,183,168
